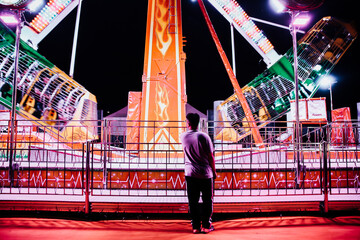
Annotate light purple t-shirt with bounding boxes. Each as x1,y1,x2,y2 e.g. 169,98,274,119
180,130,214,179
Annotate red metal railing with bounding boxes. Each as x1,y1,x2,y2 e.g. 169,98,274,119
0,119,359,213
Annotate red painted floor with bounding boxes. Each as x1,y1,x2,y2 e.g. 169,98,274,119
0,216,359,240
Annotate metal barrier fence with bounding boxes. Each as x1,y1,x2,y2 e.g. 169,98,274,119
0,119,359,213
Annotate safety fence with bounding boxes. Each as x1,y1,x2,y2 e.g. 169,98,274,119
0,119,359,213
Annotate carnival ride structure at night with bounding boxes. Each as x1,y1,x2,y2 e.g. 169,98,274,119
0,0,98,144
0,0,359,213
206,0,357,143
0,23,98,140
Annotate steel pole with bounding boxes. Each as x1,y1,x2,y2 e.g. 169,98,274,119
250,17,305,34
329,82,333,112
230,23,236,77
69,0,83,78
9,10,22,185
85,141,91,214
290,11,301,186
322,141,329,213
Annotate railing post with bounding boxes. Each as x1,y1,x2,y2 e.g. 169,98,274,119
322,141,329,213
103,119,108,189
85,141,91,214
8,119,17,187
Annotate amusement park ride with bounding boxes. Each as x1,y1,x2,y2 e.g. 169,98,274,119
0,0,356,147
0,0,359,212
0,0,97,152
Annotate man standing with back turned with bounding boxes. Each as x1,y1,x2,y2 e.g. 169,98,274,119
180,113,216,234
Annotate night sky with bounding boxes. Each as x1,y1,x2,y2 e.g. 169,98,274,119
34,0,360,118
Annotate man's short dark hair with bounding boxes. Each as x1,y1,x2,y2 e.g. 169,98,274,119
186,113,200,128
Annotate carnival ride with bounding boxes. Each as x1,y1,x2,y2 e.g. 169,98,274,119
0,0,97,144
0,23,98,141
204,0,357,143
0,0,359,213
217,15,357,141
0,0,356,147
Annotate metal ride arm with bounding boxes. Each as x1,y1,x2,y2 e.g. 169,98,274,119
20,0,81,49
197,0,264,146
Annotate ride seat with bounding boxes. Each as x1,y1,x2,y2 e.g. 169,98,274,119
23,96,36,114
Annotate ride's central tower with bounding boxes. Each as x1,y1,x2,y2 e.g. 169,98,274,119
127,0,187,150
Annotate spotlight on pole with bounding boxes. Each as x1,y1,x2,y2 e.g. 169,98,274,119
0,12,19,24
27,0,43,12
0,0,42,11
269,0,323,188
320,75,336,89
292,14,311,26
269,0,287,13
0,0,36,187
0,0,29,8
320,75,336,113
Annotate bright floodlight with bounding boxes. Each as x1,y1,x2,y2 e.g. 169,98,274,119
27,0,43,12
0,0,24,5
0,0,30,7
0,0,42,11
0,14,18,24
320,75,336,89
269,0,286,13
292,15,311,26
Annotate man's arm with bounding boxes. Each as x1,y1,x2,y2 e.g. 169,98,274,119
200,133,217,179
208,151,216,179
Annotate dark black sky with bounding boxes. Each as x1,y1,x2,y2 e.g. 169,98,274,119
35,0,360,118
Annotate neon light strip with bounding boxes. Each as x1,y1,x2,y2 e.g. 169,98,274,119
209,0,275,54
30,0,72,33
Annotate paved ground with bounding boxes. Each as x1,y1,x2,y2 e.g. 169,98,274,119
0,216,360,240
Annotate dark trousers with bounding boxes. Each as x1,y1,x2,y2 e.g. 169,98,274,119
185,176,214,229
